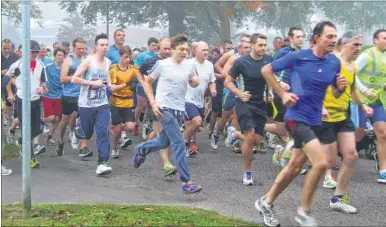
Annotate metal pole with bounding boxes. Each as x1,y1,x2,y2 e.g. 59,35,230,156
106,0,110,38
21,0,32,219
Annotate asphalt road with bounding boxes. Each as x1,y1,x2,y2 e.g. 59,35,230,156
2,129,385,226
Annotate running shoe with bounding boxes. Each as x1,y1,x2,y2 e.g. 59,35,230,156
111,149,120,159
7,128,15,144
132,143,147,168
254,196,280,227
56,141,64,156
377,171,386,184
233,141,241,153
163,165,177,177
182,182,202,194
1,165,12,176
323,179,337,189
33,145,46,156
120,137,132,149
330,195,357,214
71,132,80,150
243,172,254,186
96,163,112,176
294,208,318,226
225,126,237,148
31,158,40,168
79,147,93,158
210,134,219,150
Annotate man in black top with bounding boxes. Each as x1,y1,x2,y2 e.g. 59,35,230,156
138,37,177,178
225,33,273,186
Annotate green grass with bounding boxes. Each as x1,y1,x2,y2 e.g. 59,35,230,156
2,143,20,160
1,203,259,227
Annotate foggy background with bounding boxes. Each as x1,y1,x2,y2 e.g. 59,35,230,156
1,1,385,49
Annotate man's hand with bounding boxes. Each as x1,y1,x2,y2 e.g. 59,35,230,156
7,94,14,103
268,90,274,102
281,92,299,107
239,91,251,102
1,69,8,75
336,73,347,92
210,88,217,97
361,104,373,118
279,81,290,91
364,89,376,100
150,101,162,119
90,80,105,88
37,86,48,95
322,107,329,119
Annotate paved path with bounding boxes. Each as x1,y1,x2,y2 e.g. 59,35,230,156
2,129,385,226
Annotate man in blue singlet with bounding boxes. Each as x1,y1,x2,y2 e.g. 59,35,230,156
55,38,87,156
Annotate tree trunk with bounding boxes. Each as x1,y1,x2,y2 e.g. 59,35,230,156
165,2,187,36
217,7,231,41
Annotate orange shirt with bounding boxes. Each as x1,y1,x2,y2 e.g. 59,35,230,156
109,64,138,107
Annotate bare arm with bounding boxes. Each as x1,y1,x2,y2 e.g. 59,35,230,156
189,74,199,88
221,55,236,78
215,51,233,78
142,76,155,103
60,58,72,84
261,64,285,98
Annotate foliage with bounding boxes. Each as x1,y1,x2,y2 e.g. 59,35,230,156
316,1,386,32
1,1,43,27
56,12,97,48
59,1,263,44
2,203,260,226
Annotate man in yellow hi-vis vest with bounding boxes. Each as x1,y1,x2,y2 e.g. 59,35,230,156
354,29,386,184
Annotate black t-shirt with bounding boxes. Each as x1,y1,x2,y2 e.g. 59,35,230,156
139,55,162,94
229,54,273,106
1,53,19,72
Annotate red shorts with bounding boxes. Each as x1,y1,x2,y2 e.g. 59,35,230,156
43,97,62,117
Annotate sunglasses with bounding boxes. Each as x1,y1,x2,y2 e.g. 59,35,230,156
31,51,39,54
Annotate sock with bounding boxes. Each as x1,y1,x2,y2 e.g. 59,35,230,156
48,135,52,140
331,195,343,203
325,174,332,181
185,142,190,148
380,169,386,175
246,171,252,178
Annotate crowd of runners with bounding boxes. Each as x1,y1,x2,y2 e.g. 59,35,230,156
1,21,385,227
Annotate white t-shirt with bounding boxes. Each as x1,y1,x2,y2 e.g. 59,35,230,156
150,58,195,111
185,58,215,108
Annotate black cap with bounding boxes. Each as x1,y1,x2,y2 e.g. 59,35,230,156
30,40,40,51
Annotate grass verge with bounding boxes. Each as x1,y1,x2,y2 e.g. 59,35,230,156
2,203,259,226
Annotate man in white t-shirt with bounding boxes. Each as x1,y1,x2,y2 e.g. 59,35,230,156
132,34,203,194
184,41,216,157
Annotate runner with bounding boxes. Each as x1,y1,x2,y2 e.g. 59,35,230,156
56,38,87,156
267,37,283,57
184,41,216,157
106,29,131,143
256,21,347,226
71,33,112,175
354,28,386,183
61,41,71,57
208,40,234,138
134,37,159,136
139,37,177,177
42,48,65,147
320,32,373,213
109,45,141,158
132,34,202,193
224,33,272,185
211,38,251,150
6,40,48,168
38,45,53,66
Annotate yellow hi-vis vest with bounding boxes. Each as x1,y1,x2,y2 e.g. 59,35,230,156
357,47,386,107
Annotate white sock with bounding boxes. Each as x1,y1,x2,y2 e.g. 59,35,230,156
325,174,332,181
380,169,386,175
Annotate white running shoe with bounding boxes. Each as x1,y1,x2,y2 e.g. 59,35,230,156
96,163,112,176
71,132,80,150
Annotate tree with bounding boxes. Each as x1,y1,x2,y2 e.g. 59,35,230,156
252,1,315,38
56,12,97,48
59,1,262,44
316,1,386,34
1,1,43,27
